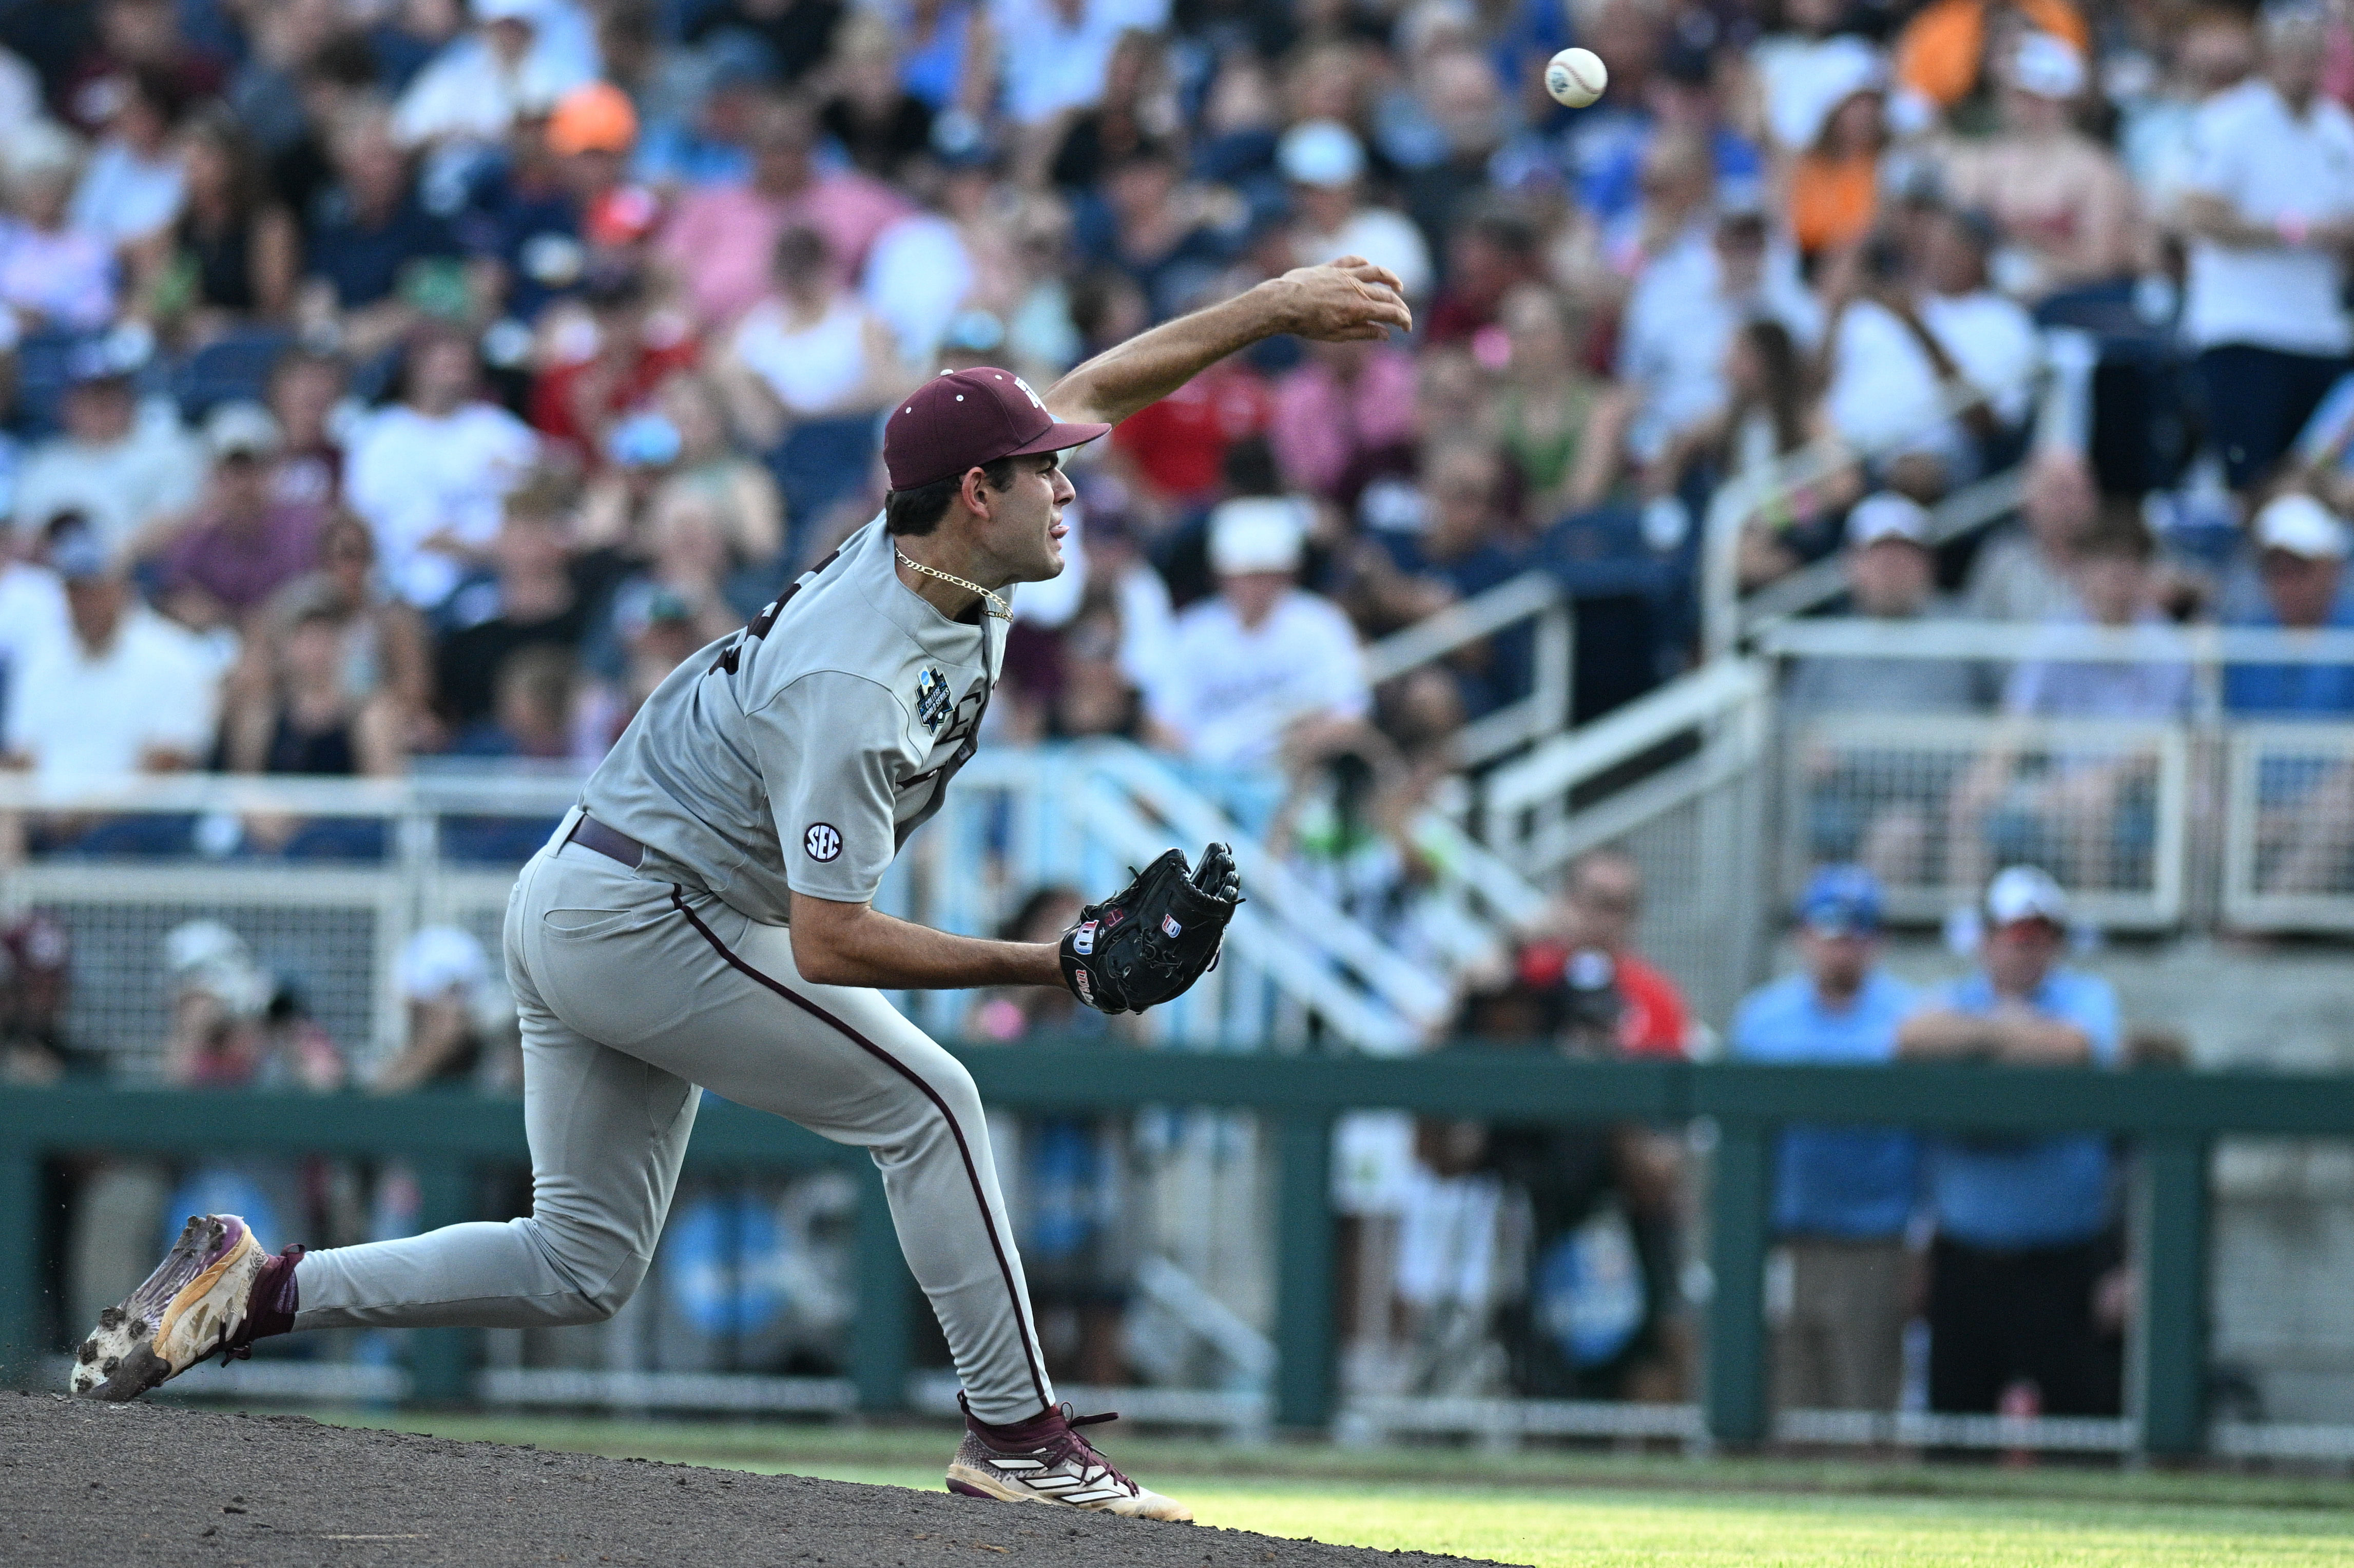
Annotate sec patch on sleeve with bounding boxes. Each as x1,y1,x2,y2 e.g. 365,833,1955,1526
803,823,842,861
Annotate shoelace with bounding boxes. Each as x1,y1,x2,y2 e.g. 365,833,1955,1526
1029,1407,1139,1498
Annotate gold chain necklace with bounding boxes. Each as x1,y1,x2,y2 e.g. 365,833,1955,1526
896,549,1011,621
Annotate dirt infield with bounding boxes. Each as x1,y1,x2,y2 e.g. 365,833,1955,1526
2,1393,1507,1567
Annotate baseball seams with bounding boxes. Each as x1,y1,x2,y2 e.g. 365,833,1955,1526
666,887,1054,1414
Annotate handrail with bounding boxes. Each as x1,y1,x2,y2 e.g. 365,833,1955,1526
1702,369,2046,660
1081,745,1457,1035
1362,571,1561,682
0,771,586,815
1,1056,2332,1454
1408,804,1549,926
1483,657,1770,819
1759,618,2354,664
1738,466,2027,636
1362,569,1575,769
1063,767,1426,1052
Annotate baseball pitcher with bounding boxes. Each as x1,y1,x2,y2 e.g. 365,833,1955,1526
70,259,1411,1521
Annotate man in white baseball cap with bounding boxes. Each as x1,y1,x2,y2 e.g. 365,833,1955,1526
1148,497,1371,767
1897,863,2123,1418
2236,491,2353,695
1280,120,1433,301
2228,492,2354,888
1793,495,1966,699
1785,492,1984,879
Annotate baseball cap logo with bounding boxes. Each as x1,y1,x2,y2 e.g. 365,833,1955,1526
1011,374,1045,411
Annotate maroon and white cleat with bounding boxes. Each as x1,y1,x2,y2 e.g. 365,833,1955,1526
946,1399,1192,1521
69,1214,294,1401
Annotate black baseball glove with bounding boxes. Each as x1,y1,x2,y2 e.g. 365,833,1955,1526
1059,843,1242,1014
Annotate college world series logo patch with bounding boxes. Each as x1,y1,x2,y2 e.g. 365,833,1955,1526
915,667,952,734
804,823,842,862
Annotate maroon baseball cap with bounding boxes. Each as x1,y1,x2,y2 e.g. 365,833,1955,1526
882,367,1109,491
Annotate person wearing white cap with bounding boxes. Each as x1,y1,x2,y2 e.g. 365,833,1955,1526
1787,494,1982,883
2177,2,2354,493
1897,864,2123,1418
2232,491,2353,676
2225,492,2354,890
1146,497,1371,768
373,926,518,1093
1789,493,1982,718
1938,33,2138,302
1280,119,1434,302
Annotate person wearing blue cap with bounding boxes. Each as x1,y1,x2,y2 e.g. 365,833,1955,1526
1729,864,1919,1414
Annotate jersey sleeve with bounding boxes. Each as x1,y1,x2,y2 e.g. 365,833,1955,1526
750,671,909,905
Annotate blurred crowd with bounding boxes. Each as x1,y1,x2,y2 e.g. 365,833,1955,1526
0,0,2350,839
3,0,2354,1424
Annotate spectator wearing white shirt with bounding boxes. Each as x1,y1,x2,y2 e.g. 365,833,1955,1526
1824,207,2040,486
2175,2,2354,493
1148,498,1371,769
0,537,66,745
990,0,1164,130
12,339,204,564
1616,201,1822,470
69,68,186,250
0,120,118,335
0,526,219,784
392,0,597,158
1280,120,1436,304
345,326,542,609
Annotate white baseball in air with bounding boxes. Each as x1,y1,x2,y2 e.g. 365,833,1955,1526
1545,47,1608,108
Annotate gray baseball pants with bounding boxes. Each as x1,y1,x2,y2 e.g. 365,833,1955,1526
290,814,1056,1422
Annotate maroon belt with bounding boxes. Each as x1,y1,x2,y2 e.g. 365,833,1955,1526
564,812,644,869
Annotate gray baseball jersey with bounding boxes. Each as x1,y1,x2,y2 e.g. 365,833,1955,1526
283,516,1060,1424
583,515,1002,920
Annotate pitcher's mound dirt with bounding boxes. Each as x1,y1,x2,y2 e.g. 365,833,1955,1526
1,1392,1510,1567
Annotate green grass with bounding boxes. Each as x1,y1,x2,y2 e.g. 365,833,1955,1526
297,1411,2354,1566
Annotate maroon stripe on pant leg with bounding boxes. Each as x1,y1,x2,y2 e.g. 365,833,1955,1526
667,888,1052,1414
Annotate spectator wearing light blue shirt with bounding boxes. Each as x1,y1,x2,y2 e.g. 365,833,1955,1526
2224,494,2354,893
1731,865,1919,1413
1898,866,2124,1417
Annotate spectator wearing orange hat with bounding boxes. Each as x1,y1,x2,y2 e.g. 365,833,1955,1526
458,81,648,331
1893,0,2092,114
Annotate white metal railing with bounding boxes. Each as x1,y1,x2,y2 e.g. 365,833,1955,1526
1759,618,2354,670
1770,618,2354,932
0,746,1467,1060
1737,465,2028,638
933,745,1459,1051
1789,711,2192,929
1361,569,1574,768
1701,373,2038,661
2223,723,2354,933
1480,657,1774,876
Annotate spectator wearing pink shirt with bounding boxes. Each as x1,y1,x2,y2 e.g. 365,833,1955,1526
156,404,329,625
1268,337,1419,498
654,95,909,327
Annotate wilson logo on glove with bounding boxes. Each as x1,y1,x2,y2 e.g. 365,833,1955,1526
1059,844,1242,1015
